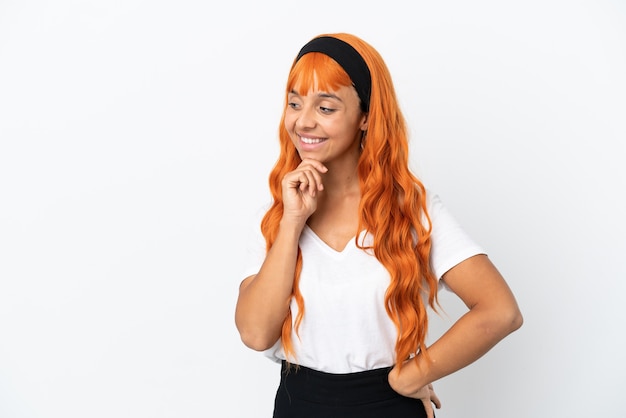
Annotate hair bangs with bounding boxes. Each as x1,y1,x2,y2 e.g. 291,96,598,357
287,52,353,97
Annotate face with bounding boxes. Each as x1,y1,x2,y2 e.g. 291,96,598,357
284,82,368,166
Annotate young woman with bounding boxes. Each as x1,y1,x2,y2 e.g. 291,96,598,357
235,33,523,418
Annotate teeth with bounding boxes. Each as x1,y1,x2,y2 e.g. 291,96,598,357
301,137,325,144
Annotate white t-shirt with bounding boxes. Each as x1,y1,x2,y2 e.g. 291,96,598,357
241,191,484,374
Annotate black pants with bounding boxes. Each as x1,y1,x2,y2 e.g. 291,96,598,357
273,361,428,418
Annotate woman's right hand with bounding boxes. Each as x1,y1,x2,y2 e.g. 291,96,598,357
281,158,328,224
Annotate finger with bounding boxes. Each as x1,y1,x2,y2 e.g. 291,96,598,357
429,385,442,409
299,158,328,174
283,171,308,190
422,399,434,418
431,393,441,409
296,174,309,192
297,165,325,191
301,170,318,195
307,170,319,193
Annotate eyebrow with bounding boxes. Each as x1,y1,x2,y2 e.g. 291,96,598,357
289,89,343,102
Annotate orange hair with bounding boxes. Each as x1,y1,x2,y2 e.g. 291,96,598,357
260,33,438,370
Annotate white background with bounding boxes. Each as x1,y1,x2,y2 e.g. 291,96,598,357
1,0,625,417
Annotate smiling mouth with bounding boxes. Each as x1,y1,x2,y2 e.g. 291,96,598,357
300,136,326,144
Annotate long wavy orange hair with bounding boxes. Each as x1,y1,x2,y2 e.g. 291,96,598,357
260,33,438,370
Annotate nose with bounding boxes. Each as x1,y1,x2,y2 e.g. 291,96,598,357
295,104,317,130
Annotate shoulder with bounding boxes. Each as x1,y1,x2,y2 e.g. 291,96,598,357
422,189,486,280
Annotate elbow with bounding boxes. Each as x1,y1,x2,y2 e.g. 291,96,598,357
235,307,283,351
476,303,523,340
499,304,524,336
510,307,524,333
237,327,279,352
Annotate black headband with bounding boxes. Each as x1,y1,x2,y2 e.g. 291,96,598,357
295,36,371,112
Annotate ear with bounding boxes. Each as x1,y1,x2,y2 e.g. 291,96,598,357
360,113,369,131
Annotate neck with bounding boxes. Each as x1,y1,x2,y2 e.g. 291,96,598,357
321,160,360,198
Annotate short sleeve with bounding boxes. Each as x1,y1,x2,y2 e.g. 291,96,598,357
426,191,485,281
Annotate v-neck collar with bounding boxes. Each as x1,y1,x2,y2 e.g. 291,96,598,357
302,224,368,258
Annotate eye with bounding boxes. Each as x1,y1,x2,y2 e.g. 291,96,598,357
319,106,336,114
288,101,300,110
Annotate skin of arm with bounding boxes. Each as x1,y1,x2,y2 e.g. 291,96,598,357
235,159,327,351
235,219,304,351
388,253,523,396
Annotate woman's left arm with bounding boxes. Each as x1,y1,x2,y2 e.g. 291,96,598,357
388,253,523,396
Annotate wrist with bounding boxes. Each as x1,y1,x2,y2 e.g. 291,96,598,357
388,361,427,397
278,214,308,233
278,217,307,237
